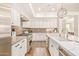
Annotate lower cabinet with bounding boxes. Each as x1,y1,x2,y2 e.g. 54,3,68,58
12,38,27,56
32,33,46,41
48,38,59,56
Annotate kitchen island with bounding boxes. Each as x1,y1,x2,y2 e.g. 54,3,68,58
12,33,32,56
46,33,79,56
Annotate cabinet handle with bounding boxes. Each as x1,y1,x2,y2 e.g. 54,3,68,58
51,45,53,47
19,46,22,49
22,40,24,43
15,44,20,47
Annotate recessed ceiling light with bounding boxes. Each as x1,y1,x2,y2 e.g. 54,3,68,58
51,8,55,11
38,8,41,11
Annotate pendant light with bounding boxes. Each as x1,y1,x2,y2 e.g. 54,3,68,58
57,3,67,18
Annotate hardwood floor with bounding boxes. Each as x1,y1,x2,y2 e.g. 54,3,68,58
26,41,50,56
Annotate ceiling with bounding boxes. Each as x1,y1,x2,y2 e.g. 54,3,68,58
31,3,79,12
1,3,79,18
29,3,79,17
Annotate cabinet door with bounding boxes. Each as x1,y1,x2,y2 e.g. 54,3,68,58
12,46,17,56
49,39,54,56
12,38,27,56
32,33,46,41
49,39,59,56
12,42,20,56
51,40,59,56
11,8,21,26
21,39,27,56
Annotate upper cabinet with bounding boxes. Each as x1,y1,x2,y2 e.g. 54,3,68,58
11,8,21,26
23,18,57,28
11,4,30,27
11,4,21,27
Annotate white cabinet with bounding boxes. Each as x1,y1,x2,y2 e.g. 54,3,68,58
12,38,27,56
49,39,54,56
21,39,27,55
25,18,57,28
48,38,59,56
12,41,21,56
32,33,46,41
18,39,27,56
11,7,21,26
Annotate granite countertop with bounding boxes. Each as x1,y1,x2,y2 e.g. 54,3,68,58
47,33,79,56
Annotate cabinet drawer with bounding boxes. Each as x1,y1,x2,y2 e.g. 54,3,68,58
12,41,20,48
12,39,26,56
12,44,20,56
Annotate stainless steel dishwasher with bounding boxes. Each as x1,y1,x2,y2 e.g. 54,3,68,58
0,37,11,56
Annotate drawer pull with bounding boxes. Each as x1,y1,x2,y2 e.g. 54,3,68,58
51,45,53,47
15,44,20,47
22,40,24,43
19,46,22,49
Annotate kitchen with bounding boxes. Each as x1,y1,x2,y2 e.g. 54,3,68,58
0,3,79,56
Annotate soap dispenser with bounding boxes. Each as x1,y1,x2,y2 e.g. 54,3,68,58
12,28,16,40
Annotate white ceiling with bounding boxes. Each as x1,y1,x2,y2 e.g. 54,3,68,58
30,3,79,17
31,3,79,12
1,3,79,18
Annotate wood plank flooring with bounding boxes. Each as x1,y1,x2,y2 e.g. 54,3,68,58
26,41,50,56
